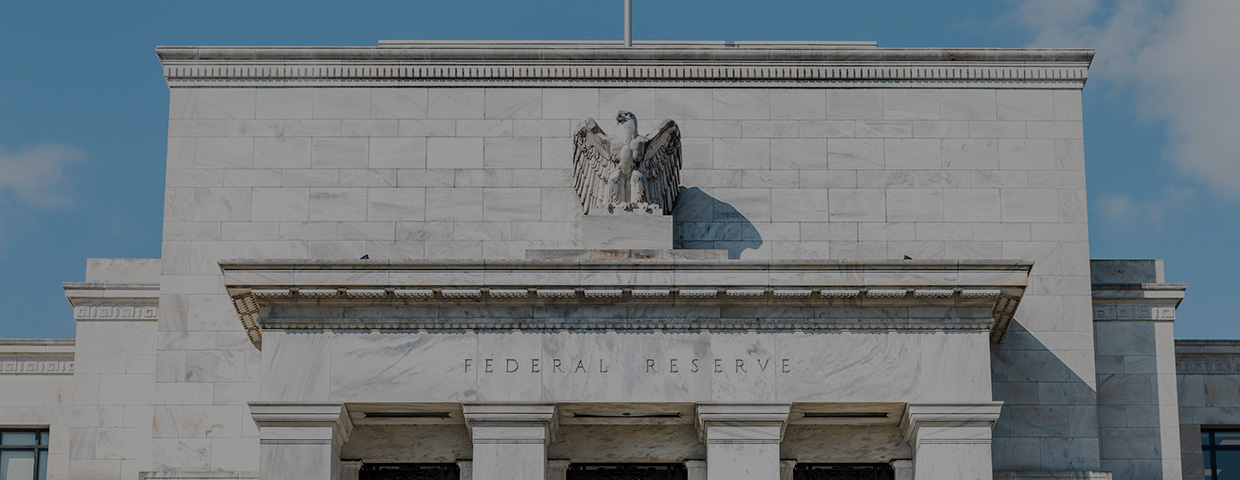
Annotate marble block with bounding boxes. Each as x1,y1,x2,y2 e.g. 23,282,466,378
582,212,673,250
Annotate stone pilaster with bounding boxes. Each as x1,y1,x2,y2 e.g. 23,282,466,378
900,403,1002,480
462,403,557,480
64,275,159,480
456,460,473,480
1092,266,1185,480
696,403,791,480
250,403,353,480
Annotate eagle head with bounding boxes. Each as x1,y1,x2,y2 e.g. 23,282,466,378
616,110,636,125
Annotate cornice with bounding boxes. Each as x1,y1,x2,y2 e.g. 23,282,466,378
1091,282,1186,322
157,44,1093,89
63,282,160,322
221,258,1030,347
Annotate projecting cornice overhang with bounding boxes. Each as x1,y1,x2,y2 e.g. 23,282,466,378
221,258,1031,348
1091,282,1187,322
157,42,1093,88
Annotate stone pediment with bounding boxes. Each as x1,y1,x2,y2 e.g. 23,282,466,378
221,258,1030,348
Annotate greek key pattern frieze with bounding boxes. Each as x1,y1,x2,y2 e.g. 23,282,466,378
0,359,74,375
1177,356,1240,375
1092,304,1176,321
73,305,158,321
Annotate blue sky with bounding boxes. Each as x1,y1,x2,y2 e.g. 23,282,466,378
0,0,1236,339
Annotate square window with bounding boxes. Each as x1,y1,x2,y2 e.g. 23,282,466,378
0,430,48,480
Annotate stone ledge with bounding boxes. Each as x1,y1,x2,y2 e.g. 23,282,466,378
222,259,1030,347
157,44,1092,88
993,472,1112,480
525,249,730,261
139,474,258,480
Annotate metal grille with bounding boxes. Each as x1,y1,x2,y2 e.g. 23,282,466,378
358,464,460,480
793,464,895,480
566,464,688,480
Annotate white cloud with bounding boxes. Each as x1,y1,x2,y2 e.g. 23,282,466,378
0,143,83,209
1013,0,1240,199
1095,187,1195,229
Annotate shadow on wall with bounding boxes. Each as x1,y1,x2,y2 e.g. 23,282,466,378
991,320,1102,472
672,187,762,260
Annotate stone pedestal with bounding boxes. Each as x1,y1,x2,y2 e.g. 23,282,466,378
582,211,673,250
900,403,1002,480
696,403,791,480
462,403,557,480
250,402,353,480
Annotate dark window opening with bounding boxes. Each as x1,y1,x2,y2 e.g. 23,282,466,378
566,464,688,480
793,463,895,480
358,463,460,480
0,431,49,480
1204,430,1240,480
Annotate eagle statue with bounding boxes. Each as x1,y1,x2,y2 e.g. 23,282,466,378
572,110,682,214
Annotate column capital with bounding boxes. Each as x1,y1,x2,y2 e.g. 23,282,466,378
250,402,354,448
695,403,791,443
461,402,558,444
899,402,1002,448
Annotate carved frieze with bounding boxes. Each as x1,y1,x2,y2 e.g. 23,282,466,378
1092,304,1177,321
1177,355,1240,375
0,359,74,375
73,305,158,321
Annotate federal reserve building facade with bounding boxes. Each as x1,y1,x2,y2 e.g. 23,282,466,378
0,40,1233,480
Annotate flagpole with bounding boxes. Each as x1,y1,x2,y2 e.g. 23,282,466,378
624,0,633,47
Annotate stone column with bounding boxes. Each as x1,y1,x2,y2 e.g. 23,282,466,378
685,460,707,480
900,403,1002,480
338,460,362,480
462,403,557,480
250,402,353,480
696,403,791,480
456,460,473,480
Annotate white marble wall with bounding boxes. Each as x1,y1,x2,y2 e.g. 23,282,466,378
66,260,160,480
1093,261,1183,479
1175,341,1240,480
159,83,1093,473
0,341,75,480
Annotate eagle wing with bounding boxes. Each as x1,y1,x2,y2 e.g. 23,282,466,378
572,118,615,214
640,119,683,214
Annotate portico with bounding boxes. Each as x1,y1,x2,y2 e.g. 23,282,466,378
224,257,1025,479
